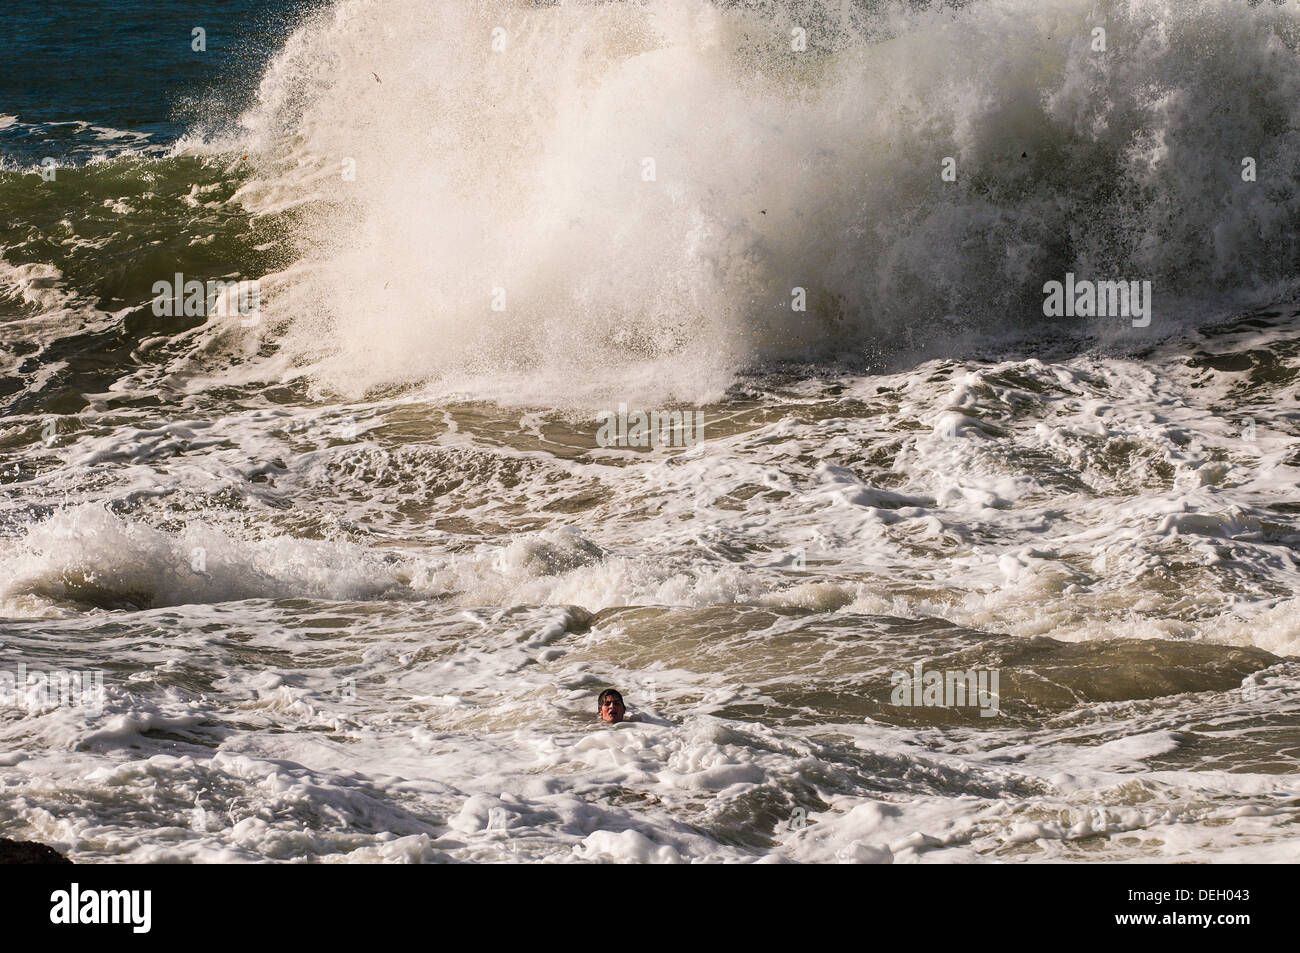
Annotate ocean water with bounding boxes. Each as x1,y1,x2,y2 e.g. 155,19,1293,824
2,0,1299,863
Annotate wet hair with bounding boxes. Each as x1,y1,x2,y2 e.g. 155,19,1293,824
597,689,623,712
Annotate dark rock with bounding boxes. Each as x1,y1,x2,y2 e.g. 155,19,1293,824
0,838,73,864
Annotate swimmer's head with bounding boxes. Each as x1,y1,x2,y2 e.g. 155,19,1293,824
597,689,625,723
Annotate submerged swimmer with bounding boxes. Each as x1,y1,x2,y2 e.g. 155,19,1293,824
597,688,626,723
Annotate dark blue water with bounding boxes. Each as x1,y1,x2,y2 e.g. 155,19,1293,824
1,0,314,163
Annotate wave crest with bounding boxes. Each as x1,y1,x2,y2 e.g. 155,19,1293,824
217,0,1300,404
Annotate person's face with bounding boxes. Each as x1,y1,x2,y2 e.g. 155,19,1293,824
599,694,625,723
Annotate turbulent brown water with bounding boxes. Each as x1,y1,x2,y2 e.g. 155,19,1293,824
2,0,1299,862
